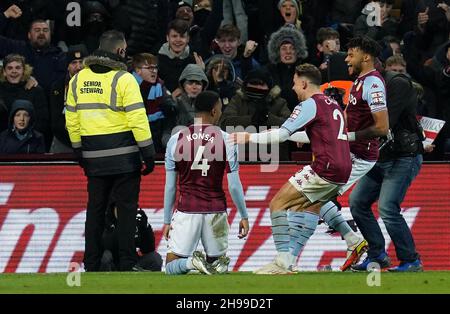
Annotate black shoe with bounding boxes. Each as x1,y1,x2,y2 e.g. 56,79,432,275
131,265,151,272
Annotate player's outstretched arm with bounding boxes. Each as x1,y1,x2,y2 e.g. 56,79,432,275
288,131,310,143
227,171,249,239
228,128,291,145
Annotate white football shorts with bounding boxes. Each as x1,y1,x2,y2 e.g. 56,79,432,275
337,152,376,195
167,210,229,258
288,165,342,203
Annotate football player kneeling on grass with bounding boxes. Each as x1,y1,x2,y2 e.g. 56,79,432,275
163,91,249,275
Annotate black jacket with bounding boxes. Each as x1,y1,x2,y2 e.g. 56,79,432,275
265,62,300,111
189,0,223,59
124,0,168,55
380,71,424,161
157,45,196,93
49,77,71,148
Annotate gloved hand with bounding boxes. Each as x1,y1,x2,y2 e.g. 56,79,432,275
73,148,84,169
141,156,155,176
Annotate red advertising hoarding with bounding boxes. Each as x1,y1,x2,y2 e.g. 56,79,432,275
0,163,449,272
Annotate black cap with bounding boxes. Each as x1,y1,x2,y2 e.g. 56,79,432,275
66,44,89,64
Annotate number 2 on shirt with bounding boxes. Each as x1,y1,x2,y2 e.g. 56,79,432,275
333,109,348,141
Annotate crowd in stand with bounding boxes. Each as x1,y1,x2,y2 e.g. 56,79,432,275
0,0,449,160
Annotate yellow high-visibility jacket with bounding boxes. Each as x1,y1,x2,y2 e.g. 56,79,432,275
66,62,154,176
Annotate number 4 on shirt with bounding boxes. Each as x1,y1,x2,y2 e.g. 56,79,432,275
191,145,210,176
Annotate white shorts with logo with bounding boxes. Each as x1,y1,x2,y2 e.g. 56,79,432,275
337,152,376,195
167,210,229,258
288,165,342,203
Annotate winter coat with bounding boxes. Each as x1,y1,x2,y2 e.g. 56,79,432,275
205,55,238,108
189,0,224,59
219,85,291,160
125,0,168,55
266,26,307,111
0,99,45,154
49,76,71,149
265,62,300,111
174,93,197,127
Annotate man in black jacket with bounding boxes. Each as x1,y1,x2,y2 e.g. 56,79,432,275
49,44,88,153
100,204,163,272
351,71,424,272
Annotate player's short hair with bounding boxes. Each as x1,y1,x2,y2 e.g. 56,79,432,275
194,91,220,113
99,30,126,53
295,63,322,86
347,36,381,58
316,27,340,45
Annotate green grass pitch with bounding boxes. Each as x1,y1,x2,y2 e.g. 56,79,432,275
1,271,449,294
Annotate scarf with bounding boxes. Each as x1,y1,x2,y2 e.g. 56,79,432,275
244,86,270,101
133,71,165,122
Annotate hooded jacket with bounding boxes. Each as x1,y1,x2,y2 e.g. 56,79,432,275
267,25,308,65
0,99,45,154
173,64,209,127
267,26,308,111
205,54,238,107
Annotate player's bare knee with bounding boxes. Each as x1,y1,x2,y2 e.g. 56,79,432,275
269,198,278,212
165,252,180,264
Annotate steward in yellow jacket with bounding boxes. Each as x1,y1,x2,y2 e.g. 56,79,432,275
65,30,155,271
66,45,155,176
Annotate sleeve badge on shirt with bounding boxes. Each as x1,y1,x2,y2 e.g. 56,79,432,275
371,91,385,106
289,106,301,120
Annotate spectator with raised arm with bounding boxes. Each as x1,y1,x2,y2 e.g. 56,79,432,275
0,11,66,97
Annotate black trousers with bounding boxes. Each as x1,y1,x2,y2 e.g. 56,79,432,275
84,171,141,271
